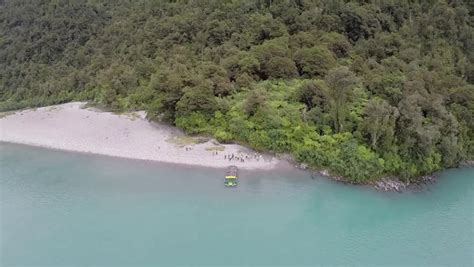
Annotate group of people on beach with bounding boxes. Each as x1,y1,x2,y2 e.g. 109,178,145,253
223,153,264,163
182,145,267,164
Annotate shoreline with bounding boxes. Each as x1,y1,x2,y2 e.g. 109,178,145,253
0,102,287,171
1,102,468,192
0,141,296,175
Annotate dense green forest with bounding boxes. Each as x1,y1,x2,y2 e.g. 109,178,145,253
1,0,473,182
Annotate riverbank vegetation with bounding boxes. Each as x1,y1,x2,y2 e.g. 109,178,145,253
1,0,472,182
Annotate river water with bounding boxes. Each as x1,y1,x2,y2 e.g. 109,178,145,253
1,143,473,266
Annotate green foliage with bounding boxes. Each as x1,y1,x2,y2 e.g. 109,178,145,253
294,133,384,182
295,80,328,110
251,37,297,79
294,46,336,77
265,57,299,79
176,83,217,117
244,89,267,116
325,67,359,133
320,32,352,58
1,0,473,182
360,97,399,151
175,113,209,135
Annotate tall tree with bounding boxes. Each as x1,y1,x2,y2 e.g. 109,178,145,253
325,67,358,133
361,97,399,150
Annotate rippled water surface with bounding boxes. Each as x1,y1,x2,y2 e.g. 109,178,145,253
1,143,473,266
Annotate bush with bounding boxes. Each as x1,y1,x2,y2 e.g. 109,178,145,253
294,46,336,77
175,113,209,135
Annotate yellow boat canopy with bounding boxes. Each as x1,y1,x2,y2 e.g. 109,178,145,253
225,175,237,179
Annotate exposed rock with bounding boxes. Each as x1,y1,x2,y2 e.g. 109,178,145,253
319,170,330,177
373,178,407,192
277,153,296,162
307,167,441,192
315,170,345,182
420,175,436,183
459,160,474,167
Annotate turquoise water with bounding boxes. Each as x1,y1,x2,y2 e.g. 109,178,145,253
1,143,473,266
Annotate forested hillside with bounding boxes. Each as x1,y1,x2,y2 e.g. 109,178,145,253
1,0,473,182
